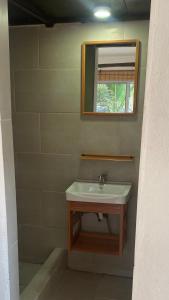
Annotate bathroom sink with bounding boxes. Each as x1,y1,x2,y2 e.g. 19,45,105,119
66,181,132,205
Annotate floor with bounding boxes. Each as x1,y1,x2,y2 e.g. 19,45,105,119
19,262,41,293
47,269,132,300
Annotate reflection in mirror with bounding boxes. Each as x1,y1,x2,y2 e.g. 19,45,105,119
81,40,140,115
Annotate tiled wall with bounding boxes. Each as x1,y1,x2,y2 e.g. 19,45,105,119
9,20,149,274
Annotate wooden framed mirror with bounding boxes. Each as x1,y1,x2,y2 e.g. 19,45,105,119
81,40,140,116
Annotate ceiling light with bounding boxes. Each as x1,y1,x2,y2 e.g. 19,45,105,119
94,7,111,19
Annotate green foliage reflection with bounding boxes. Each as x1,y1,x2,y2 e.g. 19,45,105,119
96,82,134,113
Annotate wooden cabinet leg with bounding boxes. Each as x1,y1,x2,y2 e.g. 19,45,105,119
119,206,125,256
67,203,73,253
124,205,127,243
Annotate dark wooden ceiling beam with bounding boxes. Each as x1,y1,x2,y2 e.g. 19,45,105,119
50,13,150,23
8,0,55,26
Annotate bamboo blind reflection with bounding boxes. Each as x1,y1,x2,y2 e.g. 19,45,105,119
98,70,135,82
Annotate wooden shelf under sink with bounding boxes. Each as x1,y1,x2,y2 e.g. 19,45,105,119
80,154,134,162
67,201,127,256
72,231,120,255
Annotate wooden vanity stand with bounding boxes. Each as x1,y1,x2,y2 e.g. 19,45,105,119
67,201,127,256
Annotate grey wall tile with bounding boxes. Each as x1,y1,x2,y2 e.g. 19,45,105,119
40,113,80,154
12,113,40,152
81,213,118,234
15,69,80,113
17,189,42,226
15,153,79,191
38,22,124,69
38,22,124,46
9,27,39,69
41,191,66,228
15,69,80,93
124,21,149,43
15,92,80,113
79,22,124,42
19,225,66,263
124,20,149,69
78,160,137,183
79,119,140,156
39,36,81,69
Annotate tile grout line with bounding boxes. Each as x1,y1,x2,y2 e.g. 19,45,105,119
15,151,73,156
14,67,80,71
12,112,80,115
16,188,66,194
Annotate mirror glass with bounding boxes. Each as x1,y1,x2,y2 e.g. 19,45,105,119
81,40,140,115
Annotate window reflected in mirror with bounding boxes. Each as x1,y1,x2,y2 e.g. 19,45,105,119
81,40,140,115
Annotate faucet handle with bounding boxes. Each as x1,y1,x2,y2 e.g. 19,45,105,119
98,173,107,183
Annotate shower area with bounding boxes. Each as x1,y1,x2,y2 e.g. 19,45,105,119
9,25,70,297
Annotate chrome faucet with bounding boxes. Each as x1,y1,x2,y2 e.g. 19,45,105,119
98,174,107,186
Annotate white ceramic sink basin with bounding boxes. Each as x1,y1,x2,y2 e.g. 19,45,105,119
66,181,132,204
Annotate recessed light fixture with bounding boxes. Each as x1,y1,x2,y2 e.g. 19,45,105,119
94,6,111,19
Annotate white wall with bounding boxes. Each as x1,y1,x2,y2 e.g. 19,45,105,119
0,0,19,299
132,0,169,299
